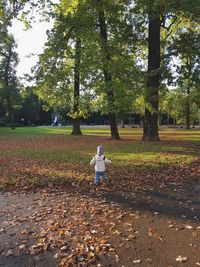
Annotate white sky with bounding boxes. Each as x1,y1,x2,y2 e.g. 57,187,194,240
9,18,53,78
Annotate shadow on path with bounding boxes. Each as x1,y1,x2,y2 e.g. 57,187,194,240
103,180,200,222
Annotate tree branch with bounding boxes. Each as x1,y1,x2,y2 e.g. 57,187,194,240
161,15,177,30
166,19,182,40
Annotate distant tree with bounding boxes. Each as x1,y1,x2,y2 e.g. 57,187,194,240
169,25,200,129
0,33,20,129
162,88,200,126
18,87,44,125
35,0,140,139
34,1,94,135
95,0,120,139
89,0,141,139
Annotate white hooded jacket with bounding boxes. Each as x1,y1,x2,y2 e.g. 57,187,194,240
90,154,111,172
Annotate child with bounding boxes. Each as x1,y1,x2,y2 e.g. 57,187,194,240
90,146,111,185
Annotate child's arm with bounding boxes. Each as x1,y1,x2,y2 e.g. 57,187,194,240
105,157,111,164
90,157,96,165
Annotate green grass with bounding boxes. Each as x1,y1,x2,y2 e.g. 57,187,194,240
0,126,72,136
3,148,89,162
0,126,199,188
0,125,199,138
0,126,143,138
0,126,199,165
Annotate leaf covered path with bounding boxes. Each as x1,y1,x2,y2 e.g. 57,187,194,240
0,181,200,267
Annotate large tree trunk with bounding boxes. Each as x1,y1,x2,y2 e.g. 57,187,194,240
142,14,160,141
97,0,120,140
71,37,82,135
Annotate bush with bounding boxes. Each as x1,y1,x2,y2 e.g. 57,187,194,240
0,117,7,127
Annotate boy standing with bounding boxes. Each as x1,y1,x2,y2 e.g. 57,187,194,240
90,146,111,185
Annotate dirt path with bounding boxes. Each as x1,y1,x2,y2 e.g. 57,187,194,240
0,181,200,267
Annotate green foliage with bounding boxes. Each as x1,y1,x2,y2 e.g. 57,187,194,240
161,88,200,125
33,0,142,123
0,33,22,123
163,21,200,126
33,1,93,120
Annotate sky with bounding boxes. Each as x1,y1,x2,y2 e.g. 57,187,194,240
9,18,53,78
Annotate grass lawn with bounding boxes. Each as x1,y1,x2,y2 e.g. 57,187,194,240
0,126,199,189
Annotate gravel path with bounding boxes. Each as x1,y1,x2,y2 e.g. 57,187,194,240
0,181,200,267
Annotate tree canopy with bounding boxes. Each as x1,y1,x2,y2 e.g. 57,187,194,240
0,0,199,136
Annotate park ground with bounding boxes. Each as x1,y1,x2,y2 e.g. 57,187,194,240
0,127,199,267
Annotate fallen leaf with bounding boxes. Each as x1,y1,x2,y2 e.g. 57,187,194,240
19,244,26,250
192,232,198,238
133,259,141,264
6,250,14,257
176,256,188,262
184,225,193,229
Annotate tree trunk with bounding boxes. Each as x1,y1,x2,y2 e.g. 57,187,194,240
142,14,160,141
71,118,82,135
185,57,191,130
185,86,190,129
4,48,15,129
167,114,170,125
7,97,15,130
173,118,176,125
121,120,125,128
71,37,82,135
97,0,120,140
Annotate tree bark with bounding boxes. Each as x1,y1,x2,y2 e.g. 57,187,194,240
121,120,125,128
97,0,120,140
185,57,191,130
185,86,190,129
142,14,160,141
7,97,15,130
4,48,15,130
71,37,82,135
